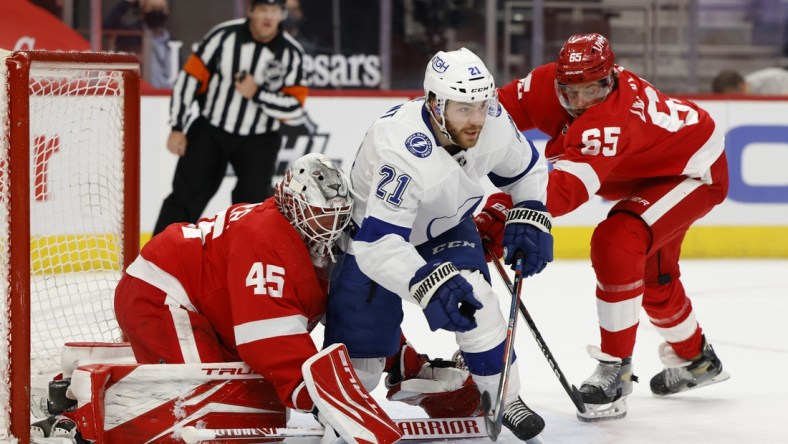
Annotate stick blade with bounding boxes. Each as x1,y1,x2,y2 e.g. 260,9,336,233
570,384,587,413
481,390,501,441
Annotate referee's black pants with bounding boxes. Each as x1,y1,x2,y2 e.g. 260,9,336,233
153,117,281,235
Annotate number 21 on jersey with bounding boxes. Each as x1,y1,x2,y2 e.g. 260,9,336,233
376,164,411,206
246,262,285,297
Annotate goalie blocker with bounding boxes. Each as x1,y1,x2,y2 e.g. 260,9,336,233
42,343,400,443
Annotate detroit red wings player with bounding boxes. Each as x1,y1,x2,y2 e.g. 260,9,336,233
478,33,731,421
115,153,354,413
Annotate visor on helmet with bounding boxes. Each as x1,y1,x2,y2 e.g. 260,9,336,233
555,75,614,117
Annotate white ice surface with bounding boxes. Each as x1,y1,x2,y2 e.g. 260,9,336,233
10,259,787,443
292,259,788,444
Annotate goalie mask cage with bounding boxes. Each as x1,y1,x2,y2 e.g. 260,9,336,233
0,50,140,442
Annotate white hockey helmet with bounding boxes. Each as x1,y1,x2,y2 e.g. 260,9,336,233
423,48,497,142
274,153,353,262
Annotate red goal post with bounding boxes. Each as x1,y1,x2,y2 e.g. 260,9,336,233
0,50,140,442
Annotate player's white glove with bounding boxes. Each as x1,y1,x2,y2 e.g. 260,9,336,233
502,200,554,276
409,260,483,332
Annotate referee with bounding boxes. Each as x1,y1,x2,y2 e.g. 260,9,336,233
154,0,307,235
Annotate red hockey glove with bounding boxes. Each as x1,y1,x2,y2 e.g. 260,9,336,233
385,343,482,418
474,192,513,261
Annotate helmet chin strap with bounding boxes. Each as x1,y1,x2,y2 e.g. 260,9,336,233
426,99,460,146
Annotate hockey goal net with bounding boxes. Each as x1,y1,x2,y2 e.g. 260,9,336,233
0,50,139,441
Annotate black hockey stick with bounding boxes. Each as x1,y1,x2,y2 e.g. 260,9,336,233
486,245,587,414
482,255,524,441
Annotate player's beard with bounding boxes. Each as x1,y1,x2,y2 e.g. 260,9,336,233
446,119,483,149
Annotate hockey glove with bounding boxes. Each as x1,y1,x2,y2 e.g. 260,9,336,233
502,200,554,277
473,192,513,261
385,343,482,418
409,260,482,332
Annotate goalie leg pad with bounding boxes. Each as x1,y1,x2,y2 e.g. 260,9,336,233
60,342,136,378
68,361,286,443
303,344,402,444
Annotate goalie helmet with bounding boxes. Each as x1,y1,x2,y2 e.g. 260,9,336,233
423,48,497,143
275,153,353,262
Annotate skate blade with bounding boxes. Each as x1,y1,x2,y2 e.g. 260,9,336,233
525,433,546,444
576,397,628,422
653,370,732,396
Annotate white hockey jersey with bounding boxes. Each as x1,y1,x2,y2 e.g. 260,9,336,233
349,98,548,302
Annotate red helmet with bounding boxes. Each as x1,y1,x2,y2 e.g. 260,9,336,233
555,33,614,85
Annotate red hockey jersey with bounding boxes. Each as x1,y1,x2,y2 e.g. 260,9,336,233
128,199,327,408
498,63,724,217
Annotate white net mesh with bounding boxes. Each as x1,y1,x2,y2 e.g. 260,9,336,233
0,52,135,439
27,65,126,380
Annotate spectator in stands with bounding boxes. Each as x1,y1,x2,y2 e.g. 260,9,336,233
104,0,172,88
711,69,746,94
282,0,304,37
30,0,63,18
711,67,788,95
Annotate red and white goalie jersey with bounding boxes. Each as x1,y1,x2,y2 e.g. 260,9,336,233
118,198,326,410
498,63,725,217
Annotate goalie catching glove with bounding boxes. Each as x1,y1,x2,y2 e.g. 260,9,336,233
503,200,554,276
385,342,482,418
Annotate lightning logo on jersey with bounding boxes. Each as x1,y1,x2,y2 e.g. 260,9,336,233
346,99,548,300
405,132,433,157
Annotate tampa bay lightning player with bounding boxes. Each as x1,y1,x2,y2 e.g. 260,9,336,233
324,48,553,442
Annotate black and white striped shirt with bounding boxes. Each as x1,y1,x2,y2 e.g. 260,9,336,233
170,18,307,136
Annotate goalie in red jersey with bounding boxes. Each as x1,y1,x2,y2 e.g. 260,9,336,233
108,153,404,442
33,153,482,442
477,33,731,422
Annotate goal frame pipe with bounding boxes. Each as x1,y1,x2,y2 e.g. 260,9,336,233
4,50,140,442
7,50,32,444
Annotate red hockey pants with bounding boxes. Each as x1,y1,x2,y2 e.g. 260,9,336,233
589,153,728,360
114,273,238,364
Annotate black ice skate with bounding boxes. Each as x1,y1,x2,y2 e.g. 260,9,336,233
30,415,78,440
650,336,730,395
502,397,545,442
576,345,637,422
